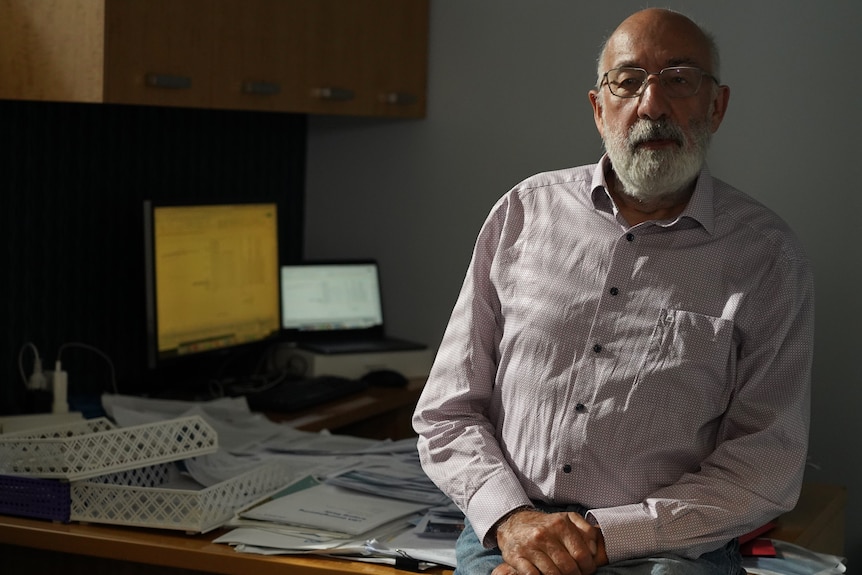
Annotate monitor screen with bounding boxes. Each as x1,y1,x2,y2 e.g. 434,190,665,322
280,262,383,332
143,200,281,370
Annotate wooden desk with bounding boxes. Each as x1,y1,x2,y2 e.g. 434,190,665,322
0,380,434,574
274,377,425,440
0,483,846,574
770,482,847,556
0,515,452,575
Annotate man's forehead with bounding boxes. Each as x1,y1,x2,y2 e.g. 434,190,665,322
603,25,711,70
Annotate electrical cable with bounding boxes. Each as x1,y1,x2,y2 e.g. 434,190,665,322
17,341,47,390
205,342,296,399
211,368,292,399
56,341,119,394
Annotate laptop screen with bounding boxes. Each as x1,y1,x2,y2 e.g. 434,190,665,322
280,261,384,332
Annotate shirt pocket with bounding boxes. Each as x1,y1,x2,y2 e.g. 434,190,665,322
633,309,736,416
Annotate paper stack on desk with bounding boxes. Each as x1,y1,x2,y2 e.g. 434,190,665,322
99,393,460,567
214,473,459,568
324,452,453,506
241,480,428,536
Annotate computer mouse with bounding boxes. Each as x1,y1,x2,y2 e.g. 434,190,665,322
360,369,409,388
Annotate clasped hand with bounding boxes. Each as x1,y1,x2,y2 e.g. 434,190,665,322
492,510,608,575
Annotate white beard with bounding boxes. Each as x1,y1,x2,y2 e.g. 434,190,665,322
603,117,712,204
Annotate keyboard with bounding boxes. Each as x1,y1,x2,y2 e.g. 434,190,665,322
244,375,368,413
300,337,426,355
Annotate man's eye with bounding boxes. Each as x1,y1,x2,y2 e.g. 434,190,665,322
664,69,699,85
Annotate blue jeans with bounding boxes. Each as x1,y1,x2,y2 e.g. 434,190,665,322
454,514,744,575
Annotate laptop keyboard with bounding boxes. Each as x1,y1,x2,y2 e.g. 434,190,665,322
244,375,368,413
301,337,426,354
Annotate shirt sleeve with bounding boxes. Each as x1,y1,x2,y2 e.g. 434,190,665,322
589,247,815,562
413,195,534,547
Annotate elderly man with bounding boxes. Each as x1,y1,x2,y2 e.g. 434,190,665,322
413,8,813,575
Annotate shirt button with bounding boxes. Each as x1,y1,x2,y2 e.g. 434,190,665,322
563,464,572,473
575,403,586,412
626,233,635,242
609,287,619,296
593,343,603,353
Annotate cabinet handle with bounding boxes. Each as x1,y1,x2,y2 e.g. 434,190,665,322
145,74,192,90
379,92,418,105
311,87,355,101
242,81,281,95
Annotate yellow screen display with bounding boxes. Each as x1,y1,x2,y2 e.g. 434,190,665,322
153,203,280,358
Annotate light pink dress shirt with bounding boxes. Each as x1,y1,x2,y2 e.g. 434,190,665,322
413,156,814,562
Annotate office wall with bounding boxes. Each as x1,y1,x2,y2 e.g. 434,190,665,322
305,0,862,565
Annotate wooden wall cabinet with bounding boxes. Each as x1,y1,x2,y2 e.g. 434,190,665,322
0,0,428,118
103,0,217,109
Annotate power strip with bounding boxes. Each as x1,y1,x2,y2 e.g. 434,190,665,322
0,411,84,434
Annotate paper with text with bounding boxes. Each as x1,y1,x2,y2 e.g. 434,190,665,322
241,483,429,536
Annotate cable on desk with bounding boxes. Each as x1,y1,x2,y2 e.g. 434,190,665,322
56,341,119,394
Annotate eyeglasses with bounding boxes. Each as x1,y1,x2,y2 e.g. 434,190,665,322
601,66,719,98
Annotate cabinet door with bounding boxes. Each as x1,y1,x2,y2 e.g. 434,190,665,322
212,0,307,112
359,0,428,118
300,0,428,118
104,0,215,108
300,0,365,115
0,0,107,103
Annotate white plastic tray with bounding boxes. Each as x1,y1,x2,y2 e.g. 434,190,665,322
0,416,218,481
70,460,291,532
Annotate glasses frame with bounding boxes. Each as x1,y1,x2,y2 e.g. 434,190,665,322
601,66,719,99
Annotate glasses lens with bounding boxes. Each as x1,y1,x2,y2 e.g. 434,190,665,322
659,67,703,97
605,67,706,98
606,68,647,97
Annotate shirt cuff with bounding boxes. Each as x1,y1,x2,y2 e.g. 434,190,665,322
466,472,534,548
588,504,658,563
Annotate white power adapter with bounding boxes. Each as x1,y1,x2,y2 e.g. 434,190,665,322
51,360,69,414
27,354,48,391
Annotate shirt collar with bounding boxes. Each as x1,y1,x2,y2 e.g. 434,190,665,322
590,154,716,235
589,156,616,215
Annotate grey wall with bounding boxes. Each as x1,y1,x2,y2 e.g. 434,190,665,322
305,0,862,565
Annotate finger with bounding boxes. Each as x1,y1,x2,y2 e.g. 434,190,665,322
565,512,598,553
507,553,559,575
536,515,593,573
565,512,593,531
491,563,519,575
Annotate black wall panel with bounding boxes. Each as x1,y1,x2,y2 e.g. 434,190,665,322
0,100,307,414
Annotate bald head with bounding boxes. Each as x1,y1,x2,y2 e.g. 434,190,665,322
596,9,720,88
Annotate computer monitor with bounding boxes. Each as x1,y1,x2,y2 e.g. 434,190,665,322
143,200,281,373
280,261,383,332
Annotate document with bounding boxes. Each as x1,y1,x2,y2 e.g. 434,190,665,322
241,482,429,536
369,530,458,568
323,453,451,505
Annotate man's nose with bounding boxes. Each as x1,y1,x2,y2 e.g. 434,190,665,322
637,75,672,121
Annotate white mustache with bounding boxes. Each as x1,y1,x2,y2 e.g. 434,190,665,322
628,120,685,148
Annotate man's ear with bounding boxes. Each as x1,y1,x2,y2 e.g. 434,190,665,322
589,90,605,138
710,84,731,133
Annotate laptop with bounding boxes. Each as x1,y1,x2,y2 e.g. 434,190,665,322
280,260,426,355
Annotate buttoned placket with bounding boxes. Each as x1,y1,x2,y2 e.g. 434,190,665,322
558,228,638,477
